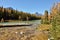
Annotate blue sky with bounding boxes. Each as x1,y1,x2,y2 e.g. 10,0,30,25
0,0,60,14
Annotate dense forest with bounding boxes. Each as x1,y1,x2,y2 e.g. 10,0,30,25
0,7,41,22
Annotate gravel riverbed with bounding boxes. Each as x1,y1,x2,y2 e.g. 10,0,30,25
0,26,48,40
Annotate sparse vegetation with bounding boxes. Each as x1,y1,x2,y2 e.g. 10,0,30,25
41,10,50,24
0,27,48,40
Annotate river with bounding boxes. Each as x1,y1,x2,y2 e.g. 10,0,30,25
0,20,41,28
0,20,48,40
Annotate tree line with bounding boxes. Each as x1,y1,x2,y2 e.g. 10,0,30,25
0,7,41,22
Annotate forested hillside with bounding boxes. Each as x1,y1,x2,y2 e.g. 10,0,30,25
0,7,41,22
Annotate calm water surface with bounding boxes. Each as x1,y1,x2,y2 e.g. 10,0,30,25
0,20,41,27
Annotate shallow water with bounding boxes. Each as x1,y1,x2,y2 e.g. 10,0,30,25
0,20,41,27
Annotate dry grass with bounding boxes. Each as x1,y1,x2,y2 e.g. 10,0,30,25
36,24,52,31
0,27,48,40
